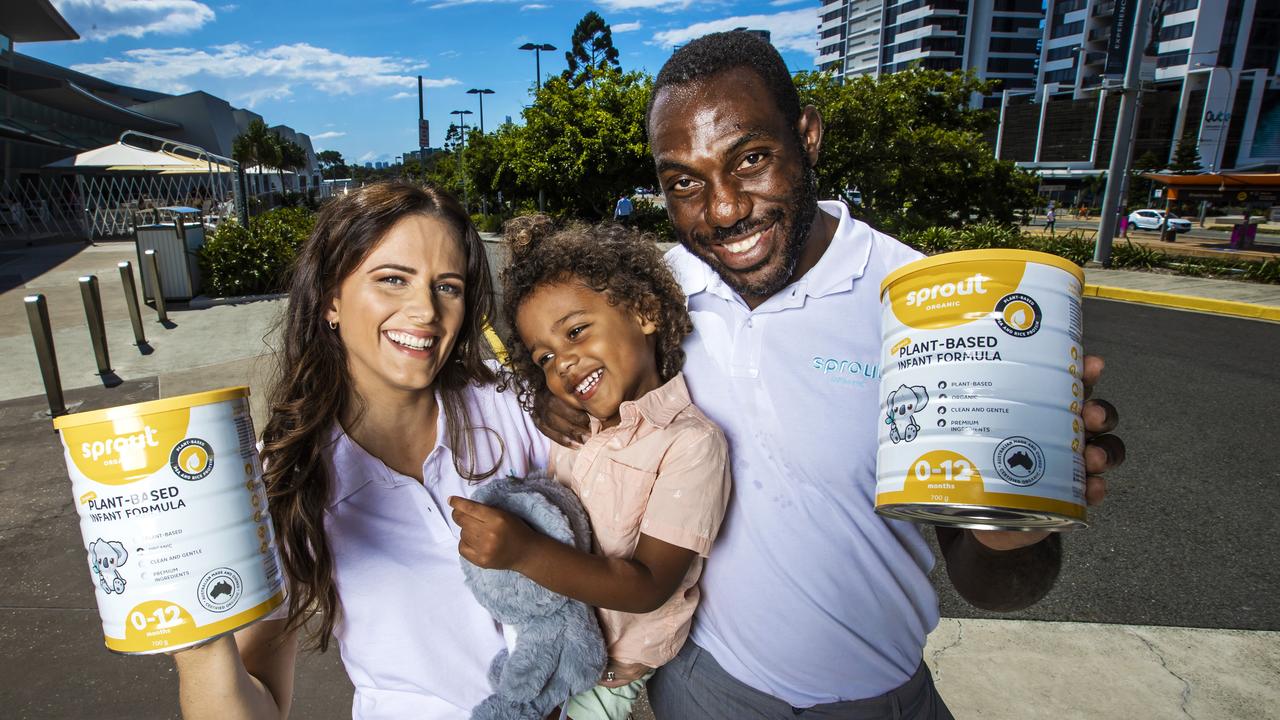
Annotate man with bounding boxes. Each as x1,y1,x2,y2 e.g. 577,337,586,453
614,192,633,224
540,32,1123,719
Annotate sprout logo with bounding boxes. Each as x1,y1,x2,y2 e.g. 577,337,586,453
170,438,214,481
994,293,1042,338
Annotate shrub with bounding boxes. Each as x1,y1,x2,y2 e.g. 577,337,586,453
901,226,958,254
629,197,673,239
1029,230,1095,266
198,207,315,296
470,213,505,234
1110,239,1167,270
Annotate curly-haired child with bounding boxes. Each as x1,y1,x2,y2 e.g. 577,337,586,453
448,215,732,720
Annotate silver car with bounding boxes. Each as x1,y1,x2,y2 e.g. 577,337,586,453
1128,209,1192,233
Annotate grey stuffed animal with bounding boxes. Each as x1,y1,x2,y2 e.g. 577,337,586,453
460,471,608,720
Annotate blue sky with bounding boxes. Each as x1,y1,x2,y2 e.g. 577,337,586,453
24,1,821,164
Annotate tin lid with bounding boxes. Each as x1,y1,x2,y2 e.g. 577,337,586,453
880,249,1086,295
52,386,250,430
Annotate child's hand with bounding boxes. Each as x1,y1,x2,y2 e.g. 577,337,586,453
449,496,539,571
533,387,590,448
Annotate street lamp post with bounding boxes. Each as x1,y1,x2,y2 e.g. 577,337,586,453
450,109,473,212
519,42,557,92
466,88,495,133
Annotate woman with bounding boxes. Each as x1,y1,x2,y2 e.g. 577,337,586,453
172,182,549,719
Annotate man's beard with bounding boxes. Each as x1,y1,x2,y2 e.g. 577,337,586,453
679,157,819,301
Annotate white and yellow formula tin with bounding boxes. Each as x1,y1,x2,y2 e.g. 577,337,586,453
875,250,1087,531
53,387,284,654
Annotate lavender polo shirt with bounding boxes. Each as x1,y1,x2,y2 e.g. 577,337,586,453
666,200,936,706
317,381,549,719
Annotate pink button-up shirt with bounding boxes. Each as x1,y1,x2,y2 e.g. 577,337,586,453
549,372,731,669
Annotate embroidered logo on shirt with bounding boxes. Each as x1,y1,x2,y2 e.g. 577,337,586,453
811,356,880,387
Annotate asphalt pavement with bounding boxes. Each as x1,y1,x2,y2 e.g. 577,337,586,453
1,237,1277,719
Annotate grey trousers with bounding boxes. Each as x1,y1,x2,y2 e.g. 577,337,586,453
648,642,954,720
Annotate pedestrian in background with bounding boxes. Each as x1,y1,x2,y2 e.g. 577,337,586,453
1045,207,1056,235
613,193,633,225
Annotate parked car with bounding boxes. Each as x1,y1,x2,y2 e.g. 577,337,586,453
1128,209,1192,233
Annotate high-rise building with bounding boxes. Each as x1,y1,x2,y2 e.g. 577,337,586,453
1028,0,1280,171
817,0,1045,103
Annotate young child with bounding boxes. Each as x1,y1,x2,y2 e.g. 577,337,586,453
449,215,732,720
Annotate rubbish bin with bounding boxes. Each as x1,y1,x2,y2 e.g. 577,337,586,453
1229,221,1258,250
135,206,205,301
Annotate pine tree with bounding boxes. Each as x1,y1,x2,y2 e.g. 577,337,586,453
563,11,620,88
1168,134,1202,174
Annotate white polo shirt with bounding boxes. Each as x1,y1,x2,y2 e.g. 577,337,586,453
318,381,549,719
667,200,936,706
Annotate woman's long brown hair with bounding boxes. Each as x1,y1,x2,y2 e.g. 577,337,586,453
260,181,498,651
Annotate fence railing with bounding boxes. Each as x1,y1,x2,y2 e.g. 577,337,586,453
1,172,239,243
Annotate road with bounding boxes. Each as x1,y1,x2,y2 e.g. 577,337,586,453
937,298,1280,630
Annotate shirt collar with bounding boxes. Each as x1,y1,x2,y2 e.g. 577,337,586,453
326,391,452,507
587,372,692,442
666,200,872,306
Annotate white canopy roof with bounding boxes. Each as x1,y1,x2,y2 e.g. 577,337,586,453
46,142,234,173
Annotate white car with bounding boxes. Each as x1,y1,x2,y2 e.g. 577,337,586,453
1128,209,1192,233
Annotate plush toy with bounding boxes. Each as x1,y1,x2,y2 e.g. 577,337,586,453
460,471,608,720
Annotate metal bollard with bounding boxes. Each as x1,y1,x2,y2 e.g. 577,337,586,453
117,261,148,346
142,249,169,324
79,275,112,376
25,294,67,417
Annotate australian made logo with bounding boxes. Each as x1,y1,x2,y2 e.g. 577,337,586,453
994,436,1045,487
197,567,243,613
169,438,214,481
994,293,1042,338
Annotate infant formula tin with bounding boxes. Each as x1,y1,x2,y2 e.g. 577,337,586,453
875,250,1087,531
53,387,284,654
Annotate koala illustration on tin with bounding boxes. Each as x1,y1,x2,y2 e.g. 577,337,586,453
885,384,929,444
88,539,128,595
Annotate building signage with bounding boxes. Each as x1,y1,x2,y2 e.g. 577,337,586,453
1104,0,1133,77
418,119,430,148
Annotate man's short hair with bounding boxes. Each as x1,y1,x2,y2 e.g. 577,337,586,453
647,31,801,133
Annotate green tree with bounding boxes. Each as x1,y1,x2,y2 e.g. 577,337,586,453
232,119,282,209
794,68,1038,233
316,149,345,179
277,138,309,191
1168,134,1202,174
508,69,652,218
563,11,620,88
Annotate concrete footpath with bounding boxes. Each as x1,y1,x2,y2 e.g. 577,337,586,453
1,239,1277,719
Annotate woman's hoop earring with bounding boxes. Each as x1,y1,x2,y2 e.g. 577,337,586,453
329,320,338,331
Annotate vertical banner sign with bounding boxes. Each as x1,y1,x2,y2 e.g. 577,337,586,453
1104,0,1134,77
418,119,430,148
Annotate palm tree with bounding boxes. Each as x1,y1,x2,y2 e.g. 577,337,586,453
279,139,309,193
232,119,281,203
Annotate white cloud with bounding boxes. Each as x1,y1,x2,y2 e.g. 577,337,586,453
72,42,457,99
357,151,383,163
439,49,461,58
388,79,458,101
597,0,694,11
769,0,806,5
613,21,642,33
51,0,216,41
651,8,818,56
418,0,519,8
521,3,548,9
235,84,292,108
310,131,347,140
219,3,238,10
